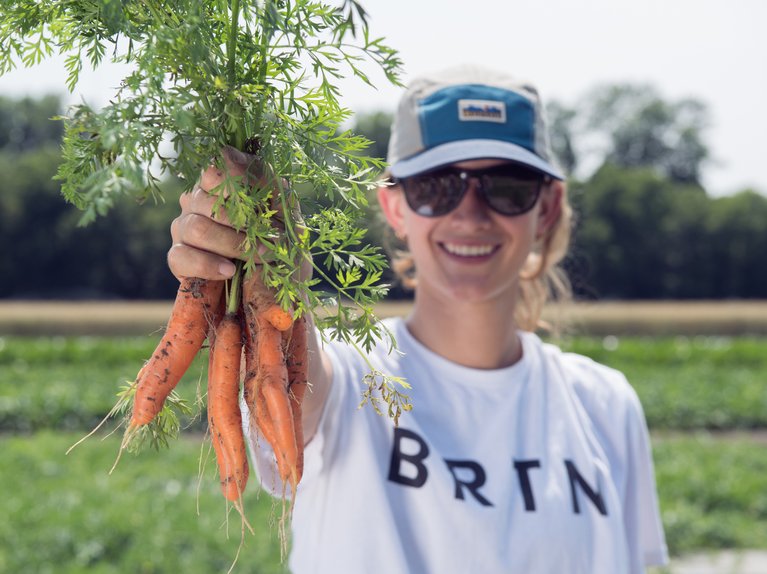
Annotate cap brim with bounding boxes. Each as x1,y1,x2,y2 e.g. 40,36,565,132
389,139,565,180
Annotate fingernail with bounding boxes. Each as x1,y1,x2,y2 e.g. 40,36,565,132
219,261,236,277
223,145,248,165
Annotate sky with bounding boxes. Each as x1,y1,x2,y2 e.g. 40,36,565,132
2,0,765,196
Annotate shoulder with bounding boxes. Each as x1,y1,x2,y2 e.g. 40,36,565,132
524,332,644,423
523,333,656,486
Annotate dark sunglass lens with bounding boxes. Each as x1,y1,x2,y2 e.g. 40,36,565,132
404,172,465,217
481,174,542,215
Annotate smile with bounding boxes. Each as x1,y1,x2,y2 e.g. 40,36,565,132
441,242,498,257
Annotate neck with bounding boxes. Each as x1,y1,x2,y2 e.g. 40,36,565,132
405,290,524,370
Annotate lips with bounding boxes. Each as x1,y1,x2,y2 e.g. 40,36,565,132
440,242,498,257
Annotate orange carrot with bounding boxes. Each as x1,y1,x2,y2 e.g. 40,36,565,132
286,315,308,482
243,270,294,332
240,254,307,490
243,309,279,453
130,278,224,427
262,304,294,332
208,313,249,502
242,269,297,482
257,315,298,489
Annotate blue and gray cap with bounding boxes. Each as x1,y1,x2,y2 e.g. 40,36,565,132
387,65,564,180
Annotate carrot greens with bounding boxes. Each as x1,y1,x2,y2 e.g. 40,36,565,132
0,0,411,427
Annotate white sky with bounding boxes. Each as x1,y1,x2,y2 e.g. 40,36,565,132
2,0,765,195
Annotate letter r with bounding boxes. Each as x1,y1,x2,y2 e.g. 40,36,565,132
445,459,494,507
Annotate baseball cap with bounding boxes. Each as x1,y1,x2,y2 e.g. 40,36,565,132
387,65,564,180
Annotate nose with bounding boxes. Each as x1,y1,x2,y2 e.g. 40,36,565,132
450,178,492,225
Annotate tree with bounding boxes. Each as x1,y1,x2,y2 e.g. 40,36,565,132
0,145,182,299
545,101,578,176
0,95,180,299
570,163,710,299
548,84,710,185
0,95,63,152
352,110,393,162
348,109,413,297
705,190,767,298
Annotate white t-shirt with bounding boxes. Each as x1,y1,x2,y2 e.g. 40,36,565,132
246,317,668,574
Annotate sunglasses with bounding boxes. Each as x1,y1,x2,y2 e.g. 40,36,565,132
394,164,549,217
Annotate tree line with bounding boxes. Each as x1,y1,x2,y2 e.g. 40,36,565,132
552,84,766,299
0,90,764,300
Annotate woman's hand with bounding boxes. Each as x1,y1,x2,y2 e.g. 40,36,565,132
168,146,312,282
168,147,252,280
167,147,331,448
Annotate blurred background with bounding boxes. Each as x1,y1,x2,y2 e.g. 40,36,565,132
1,1,765,572
2,0,766,301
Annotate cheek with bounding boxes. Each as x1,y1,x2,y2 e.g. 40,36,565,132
401,214,435,258
501,212,537,241
499,216,540,267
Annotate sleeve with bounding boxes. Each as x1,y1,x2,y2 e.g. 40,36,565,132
621,387,669,570
241,334,351,498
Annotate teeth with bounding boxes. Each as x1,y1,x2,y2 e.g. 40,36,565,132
443,243,495,257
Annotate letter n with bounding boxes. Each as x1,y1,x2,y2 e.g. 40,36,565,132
388,428,429,487
564,460,608,516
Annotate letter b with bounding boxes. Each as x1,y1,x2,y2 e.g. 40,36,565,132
388,428,429,488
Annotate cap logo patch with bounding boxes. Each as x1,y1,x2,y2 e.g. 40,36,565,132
457,99,506,123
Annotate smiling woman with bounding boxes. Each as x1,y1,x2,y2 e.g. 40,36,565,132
380,157,564,346
384,157,571,333
169,63,669,573
381,67,573,334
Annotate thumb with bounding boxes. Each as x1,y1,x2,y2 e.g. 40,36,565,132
221,144,254,176
222,144,272,188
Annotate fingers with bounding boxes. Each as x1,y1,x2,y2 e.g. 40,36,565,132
200,145,265,198
179,185,232,227
170,186,250,280
167,242,237,281
171,212,247,260
167,146,300,282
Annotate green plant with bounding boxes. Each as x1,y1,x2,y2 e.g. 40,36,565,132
1,431,288,574
0,0,410,432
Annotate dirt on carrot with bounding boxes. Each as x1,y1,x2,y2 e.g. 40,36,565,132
208,313,250,502
286,315,309,482
130,278,224,427
242,270,302,491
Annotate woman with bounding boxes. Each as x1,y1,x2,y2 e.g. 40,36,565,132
168,65,668,573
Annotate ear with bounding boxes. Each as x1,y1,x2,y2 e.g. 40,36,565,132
377,183,407,238
536,179,564,240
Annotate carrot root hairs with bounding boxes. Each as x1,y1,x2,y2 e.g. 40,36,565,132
130,277,224,427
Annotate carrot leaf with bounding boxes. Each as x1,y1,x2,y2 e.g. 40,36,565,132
1,0,409,423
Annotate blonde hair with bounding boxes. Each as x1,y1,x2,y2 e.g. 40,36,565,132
386,182,574,334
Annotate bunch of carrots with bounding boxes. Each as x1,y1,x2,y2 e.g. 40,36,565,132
124,155,308,506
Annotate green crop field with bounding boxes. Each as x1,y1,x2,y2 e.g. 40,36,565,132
2,300,767,336
0,303,766,573
2,334,764,433
1,432,288,574
561,336,767,429
2,431,766,574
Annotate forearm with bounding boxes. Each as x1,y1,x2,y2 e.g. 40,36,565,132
299,313,334,445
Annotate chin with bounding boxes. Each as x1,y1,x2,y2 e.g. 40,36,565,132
438,279,517,305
